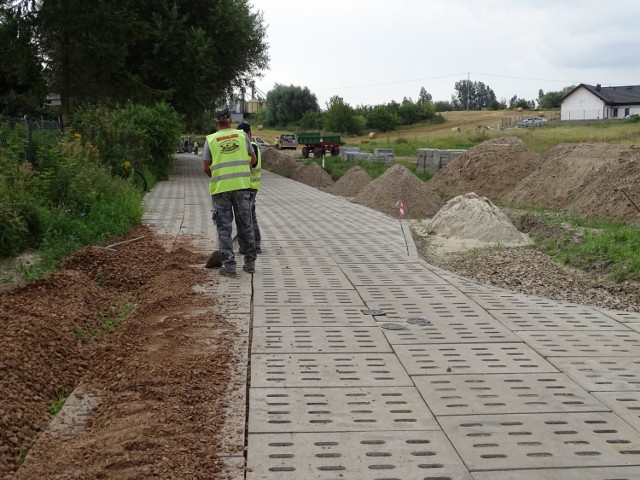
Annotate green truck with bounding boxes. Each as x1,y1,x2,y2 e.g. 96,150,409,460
297,132,341,158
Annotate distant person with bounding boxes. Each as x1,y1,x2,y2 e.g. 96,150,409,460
236,122,262,254
193,141,199,155
202,108,257,275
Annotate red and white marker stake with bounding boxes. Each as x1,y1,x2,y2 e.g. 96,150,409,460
396,200,405,217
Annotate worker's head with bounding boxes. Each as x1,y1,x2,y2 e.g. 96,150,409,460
236,122,252,139
214,108,231,127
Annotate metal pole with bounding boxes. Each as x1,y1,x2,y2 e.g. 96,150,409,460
466,72,470,111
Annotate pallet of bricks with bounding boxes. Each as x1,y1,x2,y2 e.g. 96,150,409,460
417,148,467,174
341,147,394,164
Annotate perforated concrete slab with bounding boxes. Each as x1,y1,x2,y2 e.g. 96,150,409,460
440,412,640,470
471,292,587,310
341,263,447,286
253,306,378,328
363,299,499,323
251,353,413,388
598,308,640,323
256,245,328,257
414,373,607,416
193,275,253,296
327,250,413,264
381,317,520,344
551,357,640,392
254,289,363,307
246,430,473,480
257,256,337,267
395,343,557,376
248,386,438,433
517,330,640,356
251,327,392,353
472,466,640,480
254,264,353,290
359,284,467,303
490,309,627,331
593,392,640,432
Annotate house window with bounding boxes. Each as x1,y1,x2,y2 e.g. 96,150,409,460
625,108,630,117
613,108,618,118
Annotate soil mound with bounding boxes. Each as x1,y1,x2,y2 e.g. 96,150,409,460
429,137,541,201
262,147,302,177
423,192,531,245
292,162,334,188
327,166,372,197
507,143,640,223
353,164,443,219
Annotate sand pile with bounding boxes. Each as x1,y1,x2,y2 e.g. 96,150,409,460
292,162,334,188
327,166,372,197
421,193,531,245
262,147,302,176
429,137,541,201
507,144,640,223
353,164,443,219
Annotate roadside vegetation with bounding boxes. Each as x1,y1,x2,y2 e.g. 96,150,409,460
0,102,181,283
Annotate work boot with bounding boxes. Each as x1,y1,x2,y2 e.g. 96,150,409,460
242,265,255,274
220,268,236,277
256,246,262,254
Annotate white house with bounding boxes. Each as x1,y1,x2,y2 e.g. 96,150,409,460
560,84,640,120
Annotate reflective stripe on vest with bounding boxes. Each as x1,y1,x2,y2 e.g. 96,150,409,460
250,141,262,190
207,129,251,195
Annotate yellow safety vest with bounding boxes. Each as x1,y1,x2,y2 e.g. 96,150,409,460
206,129,251,195
250,142,262,191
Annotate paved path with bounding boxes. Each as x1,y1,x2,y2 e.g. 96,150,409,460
145,154,640,479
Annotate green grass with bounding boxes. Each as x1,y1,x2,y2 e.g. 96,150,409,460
47,389,68,416
349,135,475,157
96,301,134,335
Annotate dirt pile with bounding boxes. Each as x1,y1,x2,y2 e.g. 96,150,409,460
327,166,372,197
262,147,302,177
1,227,244,479
417,192,531,246
353,164,443,219
507,143,640,223
292,162,334,188
429,137,541,201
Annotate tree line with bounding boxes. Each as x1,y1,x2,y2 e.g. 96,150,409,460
253,82,574,135
0,0,269,129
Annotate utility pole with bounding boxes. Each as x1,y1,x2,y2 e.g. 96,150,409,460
466,72,470,111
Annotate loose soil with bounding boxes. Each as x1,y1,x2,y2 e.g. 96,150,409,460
1,226,245,479
292,162,334,188
353,164,444,219
414,212,640,312
261,147,302,177
429,137,542,201
327,166,372,197
506,143,640,224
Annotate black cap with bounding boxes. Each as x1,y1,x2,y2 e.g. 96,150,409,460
214,108,231,121
236,122,251,133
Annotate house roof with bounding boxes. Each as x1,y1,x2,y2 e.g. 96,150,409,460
563,83,640,106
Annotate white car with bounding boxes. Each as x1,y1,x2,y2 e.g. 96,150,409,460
517,117,547,128
252,136,268,152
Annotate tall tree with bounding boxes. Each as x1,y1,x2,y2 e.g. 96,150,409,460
324,96,360,135
1,0,269,128
417,86,432,105
265,84,319,126
452,79,496,111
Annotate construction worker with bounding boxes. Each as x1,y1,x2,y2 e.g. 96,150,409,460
236,122,262,254
202,108,257,275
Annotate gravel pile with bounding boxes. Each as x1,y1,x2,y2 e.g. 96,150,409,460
429,137,541,201
292,162,334,188
353,164,443,219
327,166,372,197
261,148,302,176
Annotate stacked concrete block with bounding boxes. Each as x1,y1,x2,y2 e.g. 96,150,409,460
373,148,395,163
340,147,360,161
417,148,466,174
343,151,394,165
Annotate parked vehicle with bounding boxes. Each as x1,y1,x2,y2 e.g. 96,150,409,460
517,117,547,128
252,136,268,153
297,132,341,158
275,134,297,150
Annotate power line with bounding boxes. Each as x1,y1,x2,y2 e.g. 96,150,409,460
314,71,583,92
315,72,467,91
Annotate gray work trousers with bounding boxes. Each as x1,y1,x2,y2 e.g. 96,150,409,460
212,189,256,272
250,190,261,248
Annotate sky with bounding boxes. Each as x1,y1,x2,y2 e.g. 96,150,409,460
251,0,640,108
